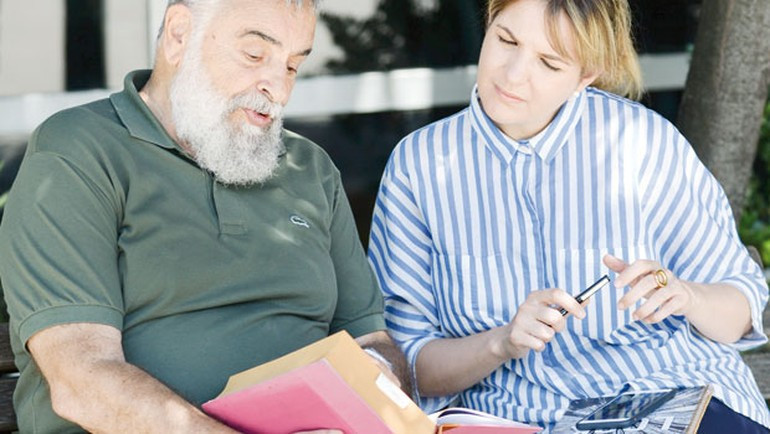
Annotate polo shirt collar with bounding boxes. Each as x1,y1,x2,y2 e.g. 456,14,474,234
110,70,181,151
469,85,586,164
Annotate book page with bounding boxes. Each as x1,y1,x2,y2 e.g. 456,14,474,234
432,407,539,427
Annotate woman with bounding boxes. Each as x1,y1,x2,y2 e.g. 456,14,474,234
367,0,770,431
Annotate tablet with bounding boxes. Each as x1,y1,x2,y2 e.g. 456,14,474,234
575,388,677,430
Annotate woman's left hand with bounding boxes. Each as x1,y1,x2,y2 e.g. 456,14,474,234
603,254,697,323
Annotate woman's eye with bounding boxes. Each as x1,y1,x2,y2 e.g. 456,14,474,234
541,59,561,72
497,35,517,46
244,52,261,61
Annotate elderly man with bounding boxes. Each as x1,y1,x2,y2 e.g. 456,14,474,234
0,1,408,432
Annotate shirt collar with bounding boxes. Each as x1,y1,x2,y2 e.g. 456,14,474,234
469,84,586,164
110,70,183,152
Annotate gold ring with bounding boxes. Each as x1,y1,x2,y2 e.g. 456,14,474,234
653,269,668,289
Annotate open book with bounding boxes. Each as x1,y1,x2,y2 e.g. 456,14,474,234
432,407,542,433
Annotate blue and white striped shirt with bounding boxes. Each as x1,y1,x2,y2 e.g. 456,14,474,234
368,86,770,428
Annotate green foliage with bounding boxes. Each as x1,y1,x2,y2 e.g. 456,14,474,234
739,97,770,267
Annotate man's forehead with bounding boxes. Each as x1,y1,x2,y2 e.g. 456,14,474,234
168,0,319,9
211,0,318,24
211,0,317,52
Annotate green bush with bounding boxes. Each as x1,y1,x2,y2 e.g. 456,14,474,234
739,97,770,267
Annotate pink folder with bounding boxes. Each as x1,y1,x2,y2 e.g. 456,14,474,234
202,359,392,433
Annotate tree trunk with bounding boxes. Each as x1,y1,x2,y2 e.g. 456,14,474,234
677,0,770,221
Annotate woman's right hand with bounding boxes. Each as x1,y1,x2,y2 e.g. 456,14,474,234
416,288,590,396
491,289,587,360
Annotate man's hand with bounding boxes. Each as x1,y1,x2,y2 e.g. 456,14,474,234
492,288,587,360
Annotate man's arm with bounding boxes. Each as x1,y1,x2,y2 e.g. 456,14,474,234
27,322,237,434
355,330,413,399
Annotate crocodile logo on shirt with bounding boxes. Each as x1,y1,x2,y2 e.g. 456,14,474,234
290,214,310,229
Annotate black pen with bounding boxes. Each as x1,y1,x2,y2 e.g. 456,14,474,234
560,274,610,316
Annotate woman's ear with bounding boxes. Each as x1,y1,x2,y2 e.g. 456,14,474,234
160,4,193,67
576,70,601,93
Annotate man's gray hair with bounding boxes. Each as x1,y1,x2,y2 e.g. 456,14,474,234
166,0,319,8
159,0,319,39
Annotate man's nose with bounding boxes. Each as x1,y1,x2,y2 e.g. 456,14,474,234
255,62,291,105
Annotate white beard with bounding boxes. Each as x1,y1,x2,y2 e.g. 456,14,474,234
169,43,285,186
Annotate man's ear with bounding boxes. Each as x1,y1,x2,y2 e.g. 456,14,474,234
160,4,193,67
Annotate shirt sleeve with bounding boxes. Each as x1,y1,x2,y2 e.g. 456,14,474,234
368,140,459,412
0,139,125,348
638,111,769,350
327,170,387,338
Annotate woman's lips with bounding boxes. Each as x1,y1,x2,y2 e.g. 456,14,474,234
495,84,526,103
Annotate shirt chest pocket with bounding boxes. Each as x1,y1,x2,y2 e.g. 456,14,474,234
554,245,673,346
431,252,514,337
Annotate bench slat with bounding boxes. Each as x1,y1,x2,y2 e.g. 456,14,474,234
0,376,16,433
743,351,770,400
0,324,14,374
0,322,16,433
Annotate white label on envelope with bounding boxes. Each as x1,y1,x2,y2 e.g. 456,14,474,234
375,372,411,409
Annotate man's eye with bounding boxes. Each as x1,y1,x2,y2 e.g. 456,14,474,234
244,52,261,61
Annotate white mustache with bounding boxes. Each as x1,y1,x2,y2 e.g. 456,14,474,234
229,91,283,119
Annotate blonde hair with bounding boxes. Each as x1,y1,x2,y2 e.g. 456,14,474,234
486,0,643,100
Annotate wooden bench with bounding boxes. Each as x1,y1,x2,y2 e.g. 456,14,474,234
743,246,770,402
743,343,770,401
0,323,17,433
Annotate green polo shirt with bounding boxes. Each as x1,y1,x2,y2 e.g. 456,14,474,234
0,70,385,433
